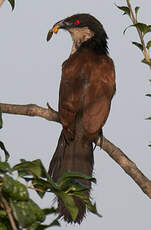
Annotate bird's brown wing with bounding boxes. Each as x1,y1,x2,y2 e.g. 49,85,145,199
82,54,116,139
59,49,115,141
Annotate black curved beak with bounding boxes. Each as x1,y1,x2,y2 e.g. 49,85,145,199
47,20,71,41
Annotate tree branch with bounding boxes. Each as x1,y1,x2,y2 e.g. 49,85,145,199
0,103,59,122
102,137,151,198
1,102,151,198
126,0,151,69
0,192,18,230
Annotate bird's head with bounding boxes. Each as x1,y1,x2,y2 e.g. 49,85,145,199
47,13,108,55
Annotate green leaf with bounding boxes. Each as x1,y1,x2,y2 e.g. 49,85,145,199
64,180,90,194
123,24,133,35
143,25,151,36
11,200,37,228
42,219,60,228
135,7,140,19
58,192,78,221
2,175,29,201
57,170,96,187
13,159,47,178
27,222,40,230
0,141,10,162
45,219,60,228
136,23,148,33
132,23,151,37
29,199,45,222
146,41,151,50
28,219,60,230
115,5,131,17
43,207,58,216
32,177,60,196
11,199,45,228
132,42,143,52
0,223,7,230
85,200,102,217
74,192,102,218
8,0,15,11
0,216,12,230
32,180,46,198
32,178,52,198
123,23,151,37
146,94,151,97
0,210,12,229
0,209,7,219
0,162,11,173
0,107,3,129
146,117,151,120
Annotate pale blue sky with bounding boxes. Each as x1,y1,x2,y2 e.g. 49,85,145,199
0,0,151,229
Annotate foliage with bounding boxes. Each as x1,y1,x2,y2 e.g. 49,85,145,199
116,1,151,68
116,0,151,145
8,0,15,10
0,144,100,229
0,111,99,229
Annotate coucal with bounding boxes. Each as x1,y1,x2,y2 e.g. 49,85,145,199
47,13,116,224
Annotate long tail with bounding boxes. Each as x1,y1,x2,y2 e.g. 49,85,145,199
48,116,94,224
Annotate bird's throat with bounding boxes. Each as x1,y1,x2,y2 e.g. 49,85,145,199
68,27,94,55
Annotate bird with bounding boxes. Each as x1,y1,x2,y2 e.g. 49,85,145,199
47,13,116,224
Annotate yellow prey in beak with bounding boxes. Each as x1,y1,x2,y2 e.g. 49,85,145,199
47,25,60,41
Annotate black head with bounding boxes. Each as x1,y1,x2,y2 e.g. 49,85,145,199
47,13,108,55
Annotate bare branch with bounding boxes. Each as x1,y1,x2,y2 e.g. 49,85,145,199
0,103,59,122
102,137,151,198
0,192,18,230
1,102,151,198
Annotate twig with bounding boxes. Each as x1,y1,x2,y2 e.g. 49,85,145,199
126,0,151,69
0,0,4,7
0,192,18,230
0,102,151,198
27,185,45,193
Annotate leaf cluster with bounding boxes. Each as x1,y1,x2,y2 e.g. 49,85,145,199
116,1,151,144
116,4,151,67
0,111,99,229
0,144,60,229
0,148,100,229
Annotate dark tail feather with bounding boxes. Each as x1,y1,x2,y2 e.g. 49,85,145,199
48,117,94,224
48,131,66,181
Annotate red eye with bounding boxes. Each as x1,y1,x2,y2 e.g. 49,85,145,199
75,20,80,25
